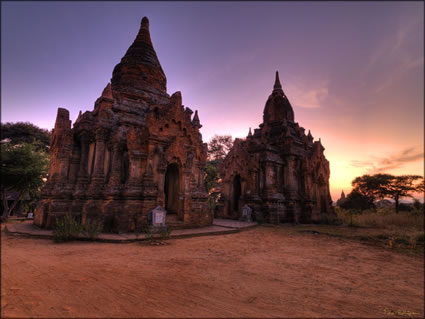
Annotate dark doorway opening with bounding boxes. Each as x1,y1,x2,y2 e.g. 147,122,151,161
164,163,179,214
233,175,241,212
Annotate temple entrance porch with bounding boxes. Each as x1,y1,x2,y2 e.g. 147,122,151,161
233,175,241,214
164,163,180,215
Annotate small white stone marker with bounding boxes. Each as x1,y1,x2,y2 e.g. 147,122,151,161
240,204,252,222
150,206,167,226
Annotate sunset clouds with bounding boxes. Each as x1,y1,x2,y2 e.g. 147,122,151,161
351,147,424,173
2,2,423,201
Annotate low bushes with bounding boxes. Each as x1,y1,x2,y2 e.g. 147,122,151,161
53,214,83,242
335,207,424,231
83,219,103,240
143,224,172,244
52,215,102,242
334,206,424,253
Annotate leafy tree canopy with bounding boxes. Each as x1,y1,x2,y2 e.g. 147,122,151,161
204,161,221,194
351,173,393,206
349,173,424,213
1,122,51,152
1,143,49,220
204,135,234,216
381,175,423,213
340,189,374,211
207,135,233,162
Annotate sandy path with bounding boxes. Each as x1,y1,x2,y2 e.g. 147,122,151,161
1,226,424,318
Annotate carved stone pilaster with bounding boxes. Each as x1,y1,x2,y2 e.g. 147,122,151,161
74,134,91,198
77,135,90,180
89,128,108,196
93,128,107,180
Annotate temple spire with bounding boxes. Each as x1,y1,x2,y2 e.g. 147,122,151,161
192,110,202,128
111,16,167,93
273,71,284,95
248,127,252,137
141,16,149,29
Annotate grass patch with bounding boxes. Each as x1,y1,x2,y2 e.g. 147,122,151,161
53,215,104,242
140,224,172,245
53,214,83,243
283,207,424,258
82,219,103,241
335,206,424,230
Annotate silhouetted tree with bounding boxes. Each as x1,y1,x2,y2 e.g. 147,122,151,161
205,135,233,216
204,160,221,215
351,174,393,209
349,173,424,214
340,190,374,211
381,175,423,213
207,135,233,162
1,143,49,220
339,190,374,226
416,179,425,194
1,122,51,152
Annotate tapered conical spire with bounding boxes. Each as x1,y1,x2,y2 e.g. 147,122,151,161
273,71,284,95
111,17,167,94
121,17,156,65
192,110,202,128
263,71,294,123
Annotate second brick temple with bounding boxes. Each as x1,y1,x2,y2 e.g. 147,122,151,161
217,72,334,223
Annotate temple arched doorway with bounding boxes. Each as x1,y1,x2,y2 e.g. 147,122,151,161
233,175,241,212
164,163,179,214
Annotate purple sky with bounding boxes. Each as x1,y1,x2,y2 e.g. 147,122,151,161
2,1,424,199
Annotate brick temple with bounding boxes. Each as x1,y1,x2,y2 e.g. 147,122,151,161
34,17,211,232
217,72,334,223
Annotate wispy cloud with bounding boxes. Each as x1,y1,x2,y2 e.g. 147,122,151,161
363,15,423,94
286,82,329,109
350,146,424,173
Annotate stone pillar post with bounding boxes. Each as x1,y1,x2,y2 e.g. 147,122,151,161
78,135,90,179
263,162,274,192
68,146,81,185
92,129,106,181
108,143,123,185
74,134,91,198
285,156,297,199
88,129,108,197
197,163,204,188
127,151,146,185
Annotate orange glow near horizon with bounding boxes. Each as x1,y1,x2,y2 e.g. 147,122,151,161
2,2,423,204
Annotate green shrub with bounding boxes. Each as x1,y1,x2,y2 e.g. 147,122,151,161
319,211,341,225
142,224,171,243
83,219,103,240
143,224,155,242
53,214,83,242
159,225,172,240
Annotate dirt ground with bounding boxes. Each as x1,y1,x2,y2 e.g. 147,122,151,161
1,226,424,318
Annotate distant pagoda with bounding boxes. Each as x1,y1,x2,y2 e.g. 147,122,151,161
218,72,334,223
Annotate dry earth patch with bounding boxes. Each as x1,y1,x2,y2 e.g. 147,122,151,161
1,226,423,318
